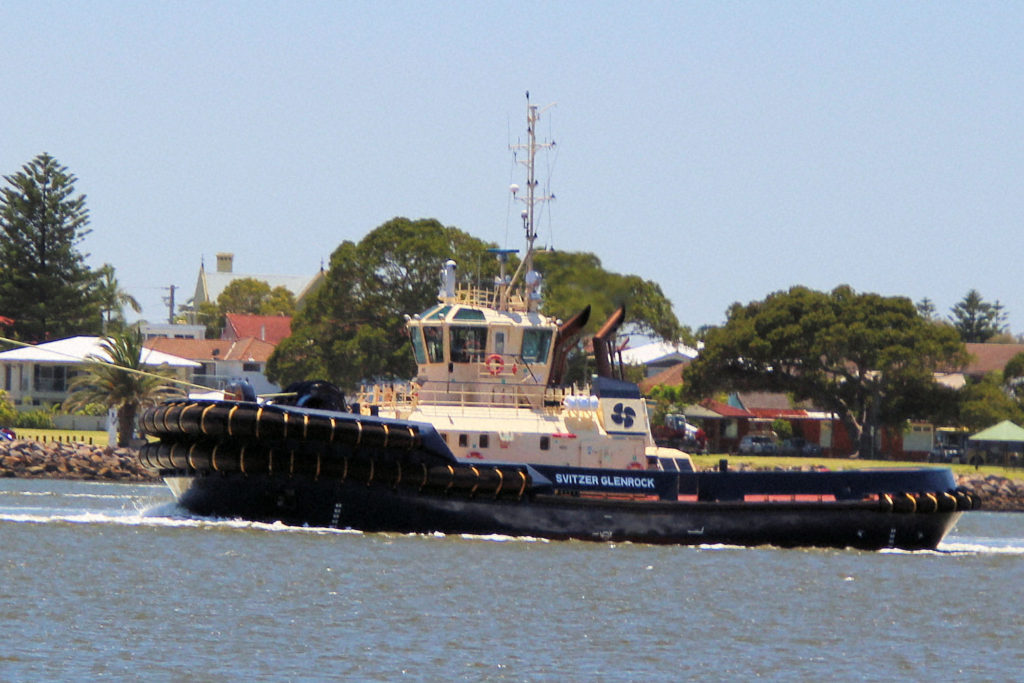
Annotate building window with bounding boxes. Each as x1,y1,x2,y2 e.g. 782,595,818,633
33,365,68,392
242,362,261,372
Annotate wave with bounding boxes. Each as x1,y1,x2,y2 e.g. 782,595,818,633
0,490,141,501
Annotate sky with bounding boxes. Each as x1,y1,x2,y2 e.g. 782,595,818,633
3,2,1024,336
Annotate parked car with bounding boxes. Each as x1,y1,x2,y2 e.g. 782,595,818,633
928,445,964,464
738,435,778,455
0,427,15,441
780,437,823,457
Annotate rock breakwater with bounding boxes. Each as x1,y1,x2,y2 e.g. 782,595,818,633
956,473,1024,512
0,439,158,482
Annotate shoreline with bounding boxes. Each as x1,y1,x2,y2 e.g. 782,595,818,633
1,439,1021,511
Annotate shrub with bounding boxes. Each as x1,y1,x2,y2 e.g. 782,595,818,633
14,409,56,429
0,390,16,425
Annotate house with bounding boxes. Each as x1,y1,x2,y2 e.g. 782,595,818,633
934,342,1024,389
619,341,699,377
222,313,292,345
0,336,200,407
143,337,279,396
139,322,207,340
187,252,324,318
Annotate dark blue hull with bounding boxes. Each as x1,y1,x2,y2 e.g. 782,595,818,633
165,470,962,550
139,399,975,551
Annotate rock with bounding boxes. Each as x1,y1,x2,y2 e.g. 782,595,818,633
0,439,159,483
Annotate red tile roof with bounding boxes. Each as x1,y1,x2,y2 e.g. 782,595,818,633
700,399,753,418
223,314,292,345
145,337,276,363
638,361,689,393
964,343,1024,376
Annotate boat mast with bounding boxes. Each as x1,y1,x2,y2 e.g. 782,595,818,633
505,91,555,310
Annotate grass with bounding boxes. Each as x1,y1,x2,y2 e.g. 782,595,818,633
693,453,1024,481
7,428,109,447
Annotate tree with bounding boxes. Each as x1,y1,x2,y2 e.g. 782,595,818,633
268,217,689,390
197,278,297,337
958,373,1024,431
683,285,967,457
64,330,183,446
0,153,102,341
269,218,498,388
95,263,141,332
915,297,937,321
534,250,686,342
949,289,1007,343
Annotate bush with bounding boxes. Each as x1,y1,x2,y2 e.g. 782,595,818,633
0,390,16,425
14,409,56,429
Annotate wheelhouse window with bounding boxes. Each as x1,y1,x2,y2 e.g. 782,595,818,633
425,306,451,321
410,328,427,364
452,308,486,321
423,326,444,363
521,328,553,363
450,326,487,363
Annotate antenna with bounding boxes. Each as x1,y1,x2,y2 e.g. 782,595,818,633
506,92,556,308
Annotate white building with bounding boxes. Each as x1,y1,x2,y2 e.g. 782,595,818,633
0,336,200,407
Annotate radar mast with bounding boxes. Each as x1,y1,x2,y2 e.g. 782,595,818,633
505,91,555,311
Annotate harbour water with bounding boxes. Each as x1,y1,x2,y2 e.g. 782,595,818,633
1,478,1021,681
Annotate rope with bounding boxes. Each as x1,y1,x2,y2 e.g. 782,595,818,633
1,334,233,395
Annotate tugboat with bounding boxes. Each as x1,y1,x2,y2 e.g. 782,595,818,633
139,95,977,550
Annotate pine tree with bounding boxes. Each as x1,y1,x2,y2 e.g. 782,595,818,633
949,289,1007,343
0,153,102,341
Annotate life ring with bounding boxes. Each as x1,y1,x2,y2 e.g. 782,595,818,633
467,451,484,459
485,354,504,375
627,461,644,470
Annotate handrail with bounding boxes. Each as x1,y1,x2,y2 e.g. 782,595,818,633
357,380,588,413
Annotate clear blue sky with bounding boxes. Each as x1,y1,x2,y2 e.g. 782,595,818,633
3,2,1023,335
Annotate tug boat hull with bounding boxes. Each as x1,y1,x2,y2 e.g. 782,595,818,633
140,399,973,551
164,470,961,550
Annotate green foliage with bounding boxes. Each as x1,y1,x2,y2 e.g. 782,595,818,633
268,217,691,390
0,153,102,341
772,418,793,440
197,278,297,337
0,390,16,425
1003,352,1024,384
916,297,937,321
684,285,967,457
958,373,1024,430
95,263,141,331
14,408,56,429
534,250,686,342
62,401,108,417
949,289,1007,343
64,329,183,446
268,218,500,389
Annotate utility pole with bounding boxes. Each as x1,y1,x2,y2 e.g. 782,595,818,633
165,285,177,324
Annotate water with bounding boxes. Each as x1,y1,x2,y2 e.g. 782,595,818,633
1,479,1021,681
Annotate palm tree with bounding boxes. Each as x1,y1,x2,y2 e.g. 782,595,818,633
65,329,182,446
95,264,141,331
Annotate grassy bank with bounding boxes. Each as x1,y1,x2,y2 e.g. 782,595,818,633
7,428,109,447
692,453,1024,483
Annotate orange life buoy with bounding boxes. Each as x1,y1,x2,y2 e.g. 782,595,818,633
627,461,644,470
485,354,504,375
467,451,484,459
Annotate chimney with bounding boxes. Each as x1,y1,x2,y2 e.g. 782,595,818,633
260,324,266,341
216,253,234,273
